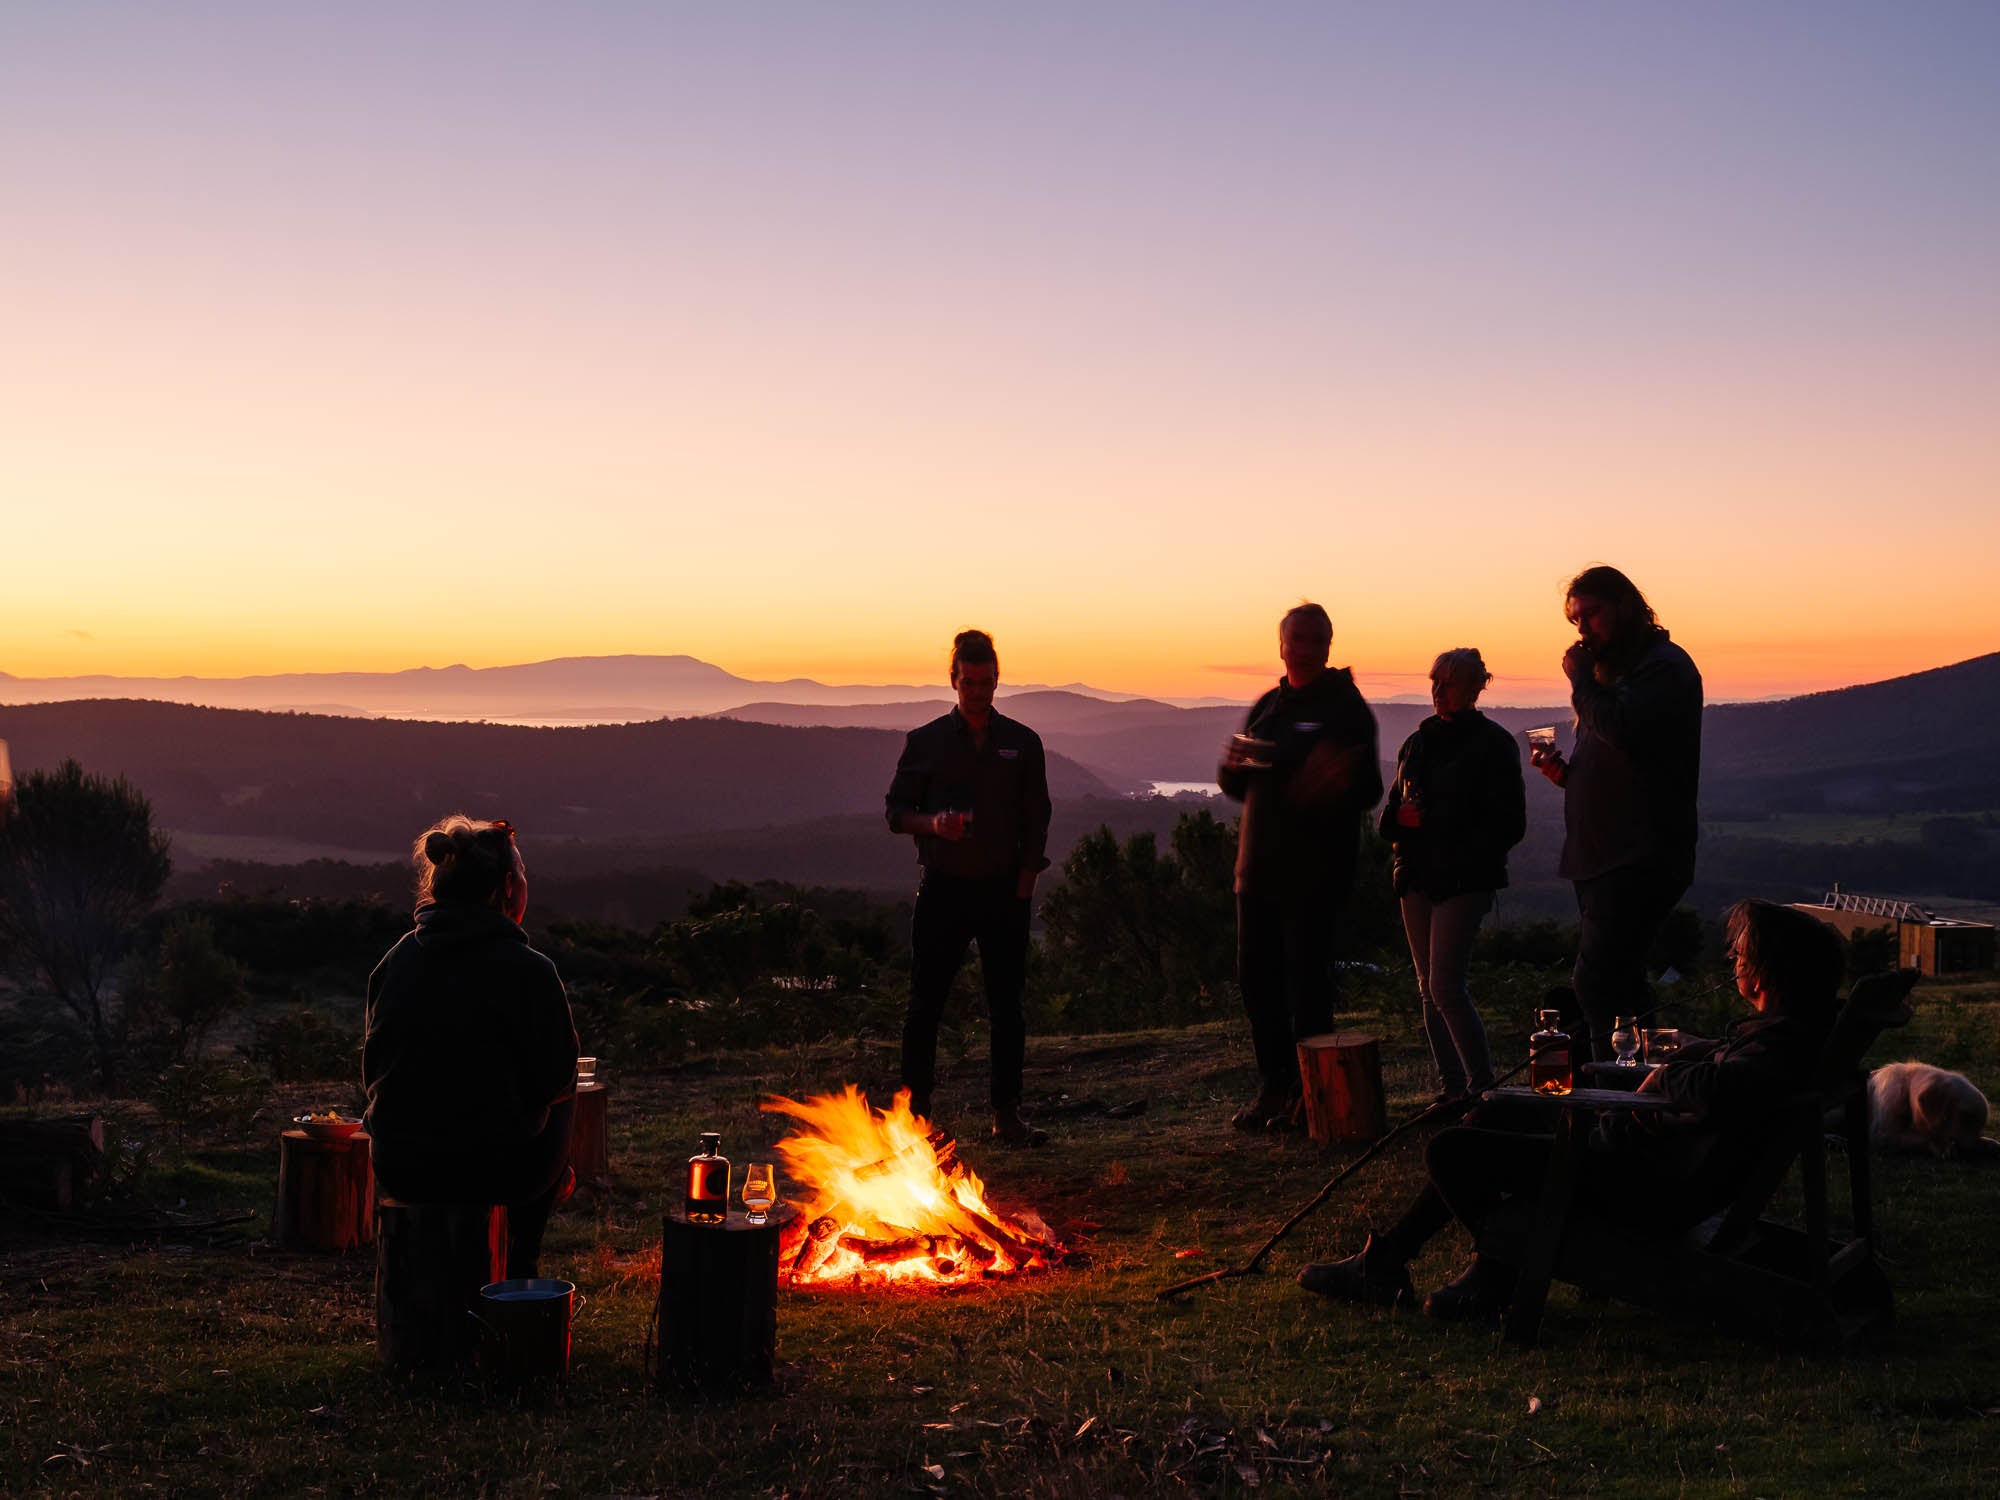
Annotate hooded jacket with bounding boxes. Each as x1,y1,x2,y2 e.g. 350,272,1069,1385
363,901,578,1200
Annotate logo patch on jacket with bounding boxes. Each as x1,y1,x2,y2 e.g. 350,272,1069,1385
1294,722,1321,733
998,747,1019,759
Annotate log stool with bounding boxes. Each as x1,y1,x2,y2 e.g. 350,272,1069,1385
656,1207,795,1397
375,1199,507,1371
1296,1031,1387,1146
566,1082,612,1192
275,1129,375,1252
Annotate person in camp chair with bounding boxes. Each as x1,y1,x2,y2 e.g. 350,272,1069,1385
1296,899,1844,1321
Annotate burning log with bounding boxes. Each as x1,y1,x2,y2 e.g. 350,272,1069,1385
839,1233,933,1264
788,1213,844,1283
762,1085,1067,1288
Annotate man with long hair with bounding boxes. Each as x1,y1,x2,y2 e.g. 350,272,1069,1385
1531,566,1703,1061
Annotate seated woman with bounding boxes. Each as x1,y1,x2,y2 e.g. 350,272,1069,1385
363,815,579,1280
1297,898,1845,1320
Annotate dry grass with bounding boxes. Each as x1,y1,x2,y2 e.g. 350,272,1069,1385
5,969,2000,1497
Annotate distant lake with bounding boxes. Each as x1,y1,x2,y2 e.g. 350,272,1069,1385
1145,781,1222,798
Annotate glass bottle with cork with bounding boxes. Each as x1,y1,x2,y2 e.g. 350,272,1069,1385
685,1132,731,1225
1528,1009,1573,1096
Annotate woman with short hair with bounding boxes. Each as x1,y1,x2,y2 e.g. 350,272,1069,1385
363,815,578,1279
1378,648,1526,1101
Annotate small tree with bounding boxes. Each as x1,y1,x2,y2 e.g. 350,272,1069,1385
0,759,172,1085
123,914,250,1069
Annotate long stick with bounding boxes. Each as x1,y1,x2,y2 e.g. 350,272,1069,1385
1155,1078,1499,1300
1155,988,1718,1302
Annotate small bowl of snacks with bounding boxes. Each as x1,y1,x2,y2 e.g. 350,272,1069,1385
295,1110,364,1141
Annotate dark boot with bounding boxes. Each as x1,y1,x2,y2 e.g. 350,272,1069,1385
1232,1085,1299,1132
1422,1255,1518,1322
1296,1231,1416,1308
992,1102,1047,1147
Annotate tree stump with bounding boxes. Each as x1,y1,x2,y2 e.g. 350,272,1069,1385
567,1084,611,1191
1296,1031,1387,1146
375,1199,507,1371
656,1208,794,1397
275,1130,375,1252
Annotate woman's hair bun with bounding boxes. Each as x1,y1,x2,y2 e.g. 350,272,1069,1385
423,830,457,864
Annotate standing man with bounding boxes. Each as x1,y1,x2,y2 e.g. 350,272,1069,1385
1219,603,1382,1131
885,629,1053,1145
1531,565,1703,1061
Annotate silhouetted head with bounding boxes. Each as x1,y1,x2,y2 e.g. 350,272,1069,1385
950,629,999,721
1564,565,1660,655
1430,647,1491,718
415,814,527,922
1278,603,1332,687
1727,899,1844,1024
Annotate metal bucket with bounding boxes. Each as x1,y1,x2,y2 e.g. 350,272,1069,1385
475,1278,580,1383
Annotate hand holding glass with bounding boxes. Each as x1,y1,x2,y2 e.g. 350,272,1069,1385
742,1162,777,1225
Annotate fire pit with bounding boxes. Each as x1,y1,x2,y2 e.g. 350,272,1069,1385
762,1087,1066,1287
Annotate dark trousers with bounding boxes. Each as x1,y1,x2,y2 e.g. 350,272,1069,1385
1236,891,1337,1095
1572,859,1691,1061
1380,1096,1555,1263
903,872,1030,1112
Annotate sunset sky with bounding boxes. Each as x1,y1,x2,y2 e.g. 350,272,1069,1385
4,3,1996,704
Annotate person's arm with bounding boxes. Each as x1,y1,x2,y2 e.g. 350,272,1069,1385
1217,699,1267,802
885,726,941,837
1568,643,1702,761
524,960,581,1108
1376,741,1409,841
1295,692,1382,812
1017,732,1052,898
1483,728,1527,853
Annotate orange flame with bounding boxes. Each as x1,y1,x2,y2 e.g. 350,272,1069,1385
762,1086,1062,1287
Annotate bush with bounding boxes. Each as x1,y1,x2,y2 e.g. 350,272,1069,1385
243,1005,362,1083
122,915,250,1070
152,1058,269,1142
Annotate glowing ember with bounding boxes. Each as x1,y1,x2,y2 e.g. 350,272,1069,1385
763,1086,1064,1287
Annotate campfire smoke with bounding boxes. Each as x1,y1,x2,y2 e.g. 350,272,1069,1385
763,1087,1063,1286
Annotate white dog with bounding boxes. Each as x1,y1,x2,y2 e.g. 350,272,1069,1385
1868,1061,1997,1159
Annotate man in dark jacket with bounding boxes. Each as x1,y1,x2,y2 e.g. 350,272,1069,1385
1219,603,1383,1130
1531,566,1703,1061
1297,899,1844,1320
885,629,1053,1145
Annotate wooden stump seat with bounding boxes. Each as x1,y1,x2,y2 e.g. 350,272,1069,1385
656,1208,793,1396
375,1198,507,1371
275,1129,375,1252
1295,1031,1387,1146
566,1083,612,1193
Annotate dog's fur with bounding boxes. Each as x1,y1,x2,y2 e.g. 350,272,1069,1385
1868,1061,1997,1158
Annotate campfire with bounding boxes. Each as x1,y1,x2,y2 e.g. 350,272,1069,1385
763,1087,1065,1287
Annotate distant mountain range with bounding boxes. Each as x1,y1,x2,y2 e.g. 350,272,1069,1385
2,650,1995,921
0,699,1121,859
0,655,1232,721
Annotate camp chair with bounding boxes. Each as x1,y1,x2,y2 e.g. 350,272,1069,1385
1482,968,1918,1354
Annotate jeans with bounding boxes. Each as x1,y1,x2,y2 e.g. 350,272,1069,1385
1573,860,1691,1062
903,872,1031,1111
1236,892,1338,1095
1399,890,1496,1096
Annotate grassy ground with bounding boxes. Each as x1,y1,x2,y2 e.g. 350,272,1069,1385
6,967,1999,1498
